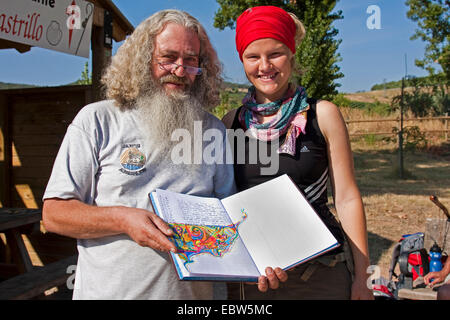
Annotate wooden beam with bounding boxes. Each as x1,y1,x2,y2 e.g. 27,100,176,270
398,287,438,300
89,0,133,42
93,5,104,27
0,209,42,232
0,39,31,53
0,93,12,207
91,25,111,102
0,255,77,300
0,262,20,279
112,20,127,42
0,93,6,207
5,229,34,274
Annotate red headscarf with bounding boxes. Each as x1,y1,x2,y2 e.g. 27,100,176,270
235,6,296,61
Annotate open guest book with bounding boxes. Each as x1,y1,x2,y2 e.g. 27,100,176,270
149,174,339,282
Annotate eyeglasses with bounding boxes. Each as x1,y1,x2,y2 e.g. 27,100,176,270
157,61,202,76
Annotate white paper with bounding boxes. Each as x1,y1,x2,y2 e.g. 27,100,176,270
221,174,338,274
154,189,231,225
151,189,260,279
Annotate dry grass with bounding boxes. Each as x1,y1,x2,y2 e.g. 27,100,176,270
340,106,449,140
334,107,450,279
344,88,410,104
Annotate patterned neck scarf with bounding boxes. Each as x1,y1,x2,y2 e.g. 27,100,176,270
238,85,310,156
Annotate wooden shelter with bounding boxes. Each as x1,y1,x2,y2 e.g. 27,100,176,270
0,0,134,294
0,0,134,100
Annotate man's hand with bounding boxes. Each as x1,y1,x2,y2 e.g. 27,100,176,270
424,271,447,287
120,207,177,253
43,198,177,253
256,267,288,292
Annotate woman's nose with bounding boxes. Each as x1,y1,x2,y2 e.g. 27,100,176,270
259,57,272,72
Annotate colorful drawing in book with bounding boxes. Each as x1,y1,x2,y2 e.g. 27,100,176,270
169,209,248,268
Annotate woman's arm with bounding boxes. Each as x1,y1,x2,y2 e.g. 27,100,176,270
316,100,373,300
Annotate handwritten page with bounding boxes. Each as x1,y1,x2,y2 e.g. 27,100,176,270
154,189,231,225
151,189,260,280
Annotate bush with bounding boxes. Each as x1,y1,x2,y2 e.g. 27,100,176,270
332,93,352,108
384,126,428,152
391,76,449,117
211,91,240,119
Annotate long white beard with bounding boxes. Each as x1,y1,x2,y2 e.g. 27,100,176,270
135,87,206,165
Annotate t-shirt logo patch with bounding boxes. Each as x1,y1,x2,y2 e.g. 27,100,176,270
300,146,310,153
119,144,146,176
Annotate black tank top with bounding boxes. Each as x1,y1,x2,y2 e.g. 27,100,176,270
226,98,345,250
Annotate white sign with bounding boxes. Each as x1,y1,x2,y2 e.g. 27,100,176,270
0,0,94,58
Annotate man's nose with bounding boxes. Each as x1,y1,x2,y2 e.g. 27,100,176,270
172,58,186,77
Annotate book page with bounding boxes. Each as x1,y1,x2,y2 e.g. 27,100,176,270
221,174,339,275
154,189,231,225
150,189,260,280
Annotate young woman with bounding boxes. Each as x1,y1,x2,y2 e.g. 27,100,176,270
222,6,373,300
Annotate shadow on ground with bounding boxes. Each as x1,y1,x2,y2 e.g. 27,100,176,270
352,145,450,199
368,231,395,267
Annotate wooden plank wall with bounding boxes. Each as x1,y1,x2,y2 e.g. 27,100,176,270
0,85,92,265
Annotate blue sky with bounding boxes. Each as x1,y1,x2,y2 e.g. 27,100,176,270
0,0,433,93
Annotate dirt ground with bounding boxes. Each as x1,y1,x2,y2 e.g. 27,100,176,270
348,139,450,279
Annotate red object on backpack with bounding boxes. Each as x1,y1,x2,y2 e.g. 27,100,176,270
389,233,429,286
407,251,428,280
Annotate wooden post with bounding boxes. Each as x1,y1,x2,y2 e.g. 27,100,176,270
91,6,112,102
445,112,448,140
398,77,404,179
0,93,12,207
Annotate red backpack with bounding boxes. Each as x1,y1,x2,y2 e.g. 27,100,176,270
388,232,429,291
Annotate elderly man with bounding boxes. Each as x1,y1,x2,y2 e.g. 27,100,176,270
42,10,235,299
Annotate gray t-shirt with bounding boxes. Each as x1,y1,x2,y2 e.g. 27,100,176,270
43,100,236,299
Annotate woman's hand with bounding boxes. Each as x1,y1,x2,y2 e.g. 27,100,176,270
351,276,374,300
256,267,288,292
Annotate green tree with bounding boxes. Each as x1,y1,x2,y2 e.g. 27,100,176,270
214,0,344,100
405,0,450,83
75,62,92,85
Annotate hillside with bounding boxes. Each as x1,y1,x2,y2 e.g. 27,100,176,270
0,80,248,91
0,81,38,90
0,80,436,110
344,88,406,104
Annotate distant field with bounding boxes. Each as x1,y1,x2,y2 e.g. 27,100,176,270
0,81,37,90
345,88,404,104
345,140,450,279
335,106,450,279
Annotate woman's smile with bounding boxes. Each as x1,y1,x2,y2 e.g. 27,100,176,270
242,38,293,103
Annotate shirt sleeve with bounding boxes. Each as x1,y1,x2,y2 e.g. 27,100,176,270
43,123,99,204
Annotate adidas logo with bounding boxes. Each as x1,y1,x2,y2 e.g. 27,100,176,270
300,146,310,153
